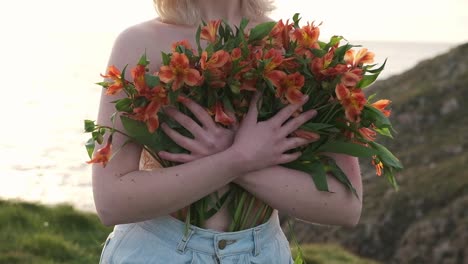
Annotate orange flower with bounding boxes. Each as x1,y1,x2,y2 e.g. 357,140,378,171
100,65,124,95
292,129,320,141
372,156,384,176
341,68,363,87
311,48,348,79
201,20,222,43
262,48,284,73
266,71,305,104
171,40,194,53
345,48,375,67
87,135,113,167
359,127,377,141
335,83,366,122
214,101,235,126
371,99,392,117
291,22,321,55
200,50,230,70
269,19,293,49
200,50,231,88
231,48,242,60
131,64,150,95
159,52,202,91
131,100,162,133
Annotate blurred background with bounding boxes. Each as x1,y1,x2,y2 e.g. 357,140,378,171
0,0,466,263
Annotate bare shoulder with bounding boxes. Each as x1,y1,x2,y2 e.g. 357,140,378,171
109,19,193,72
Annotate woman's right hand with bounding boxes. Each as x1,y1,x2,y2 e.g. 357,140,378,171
229,91,318,172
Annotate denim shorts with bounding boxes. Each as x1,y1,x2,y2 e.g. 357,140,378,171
99,211,293,263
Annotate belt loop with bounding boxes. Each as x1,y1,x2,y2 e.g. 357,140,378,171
176,227,194,254
253,227,261,256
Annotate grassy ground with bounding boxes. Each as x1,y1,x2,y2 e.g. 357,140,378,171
0,199,379,264
291,244,379,264
0,199,112,264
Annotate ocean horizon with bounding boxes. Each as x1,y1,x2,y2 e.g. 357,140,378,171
0,32,461,212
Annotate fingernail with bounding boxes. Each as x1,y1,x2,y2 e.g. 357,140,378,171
302,95,309,101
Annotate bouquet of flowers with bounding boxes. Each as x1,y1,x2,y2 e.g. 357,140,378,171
85,14,403,260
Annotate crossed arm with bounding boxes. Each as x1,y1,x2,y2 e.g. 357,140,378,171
233,153,362,227
158,100,363,227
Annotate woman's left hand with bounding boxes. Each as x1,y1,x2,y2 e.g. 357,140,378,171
157,98,238,163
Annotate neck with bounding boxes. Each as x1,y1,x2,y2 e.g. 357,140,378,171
196,0,244,25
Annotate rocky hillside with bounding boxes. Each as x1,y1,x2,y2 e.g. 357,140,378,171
284,43,468,264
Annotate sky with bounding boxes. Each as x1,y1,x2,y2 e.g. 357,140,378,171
1,0,467,43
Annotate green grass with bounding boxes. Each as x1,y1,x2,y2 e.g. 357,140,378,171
0,199,380,263
291,244,379,264
0,199,112,264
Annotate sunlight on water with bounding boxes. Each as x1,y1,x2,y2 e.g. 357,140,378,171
0,31,456,212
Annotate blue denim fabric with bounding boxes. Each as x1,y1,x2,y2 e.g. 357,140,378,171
99,212,293,264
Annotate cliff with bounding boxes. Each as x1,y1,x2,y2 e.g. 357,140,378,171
285,43,468,264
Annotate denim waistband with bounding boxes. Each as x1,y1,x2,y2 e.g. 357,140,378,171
135,211,281,258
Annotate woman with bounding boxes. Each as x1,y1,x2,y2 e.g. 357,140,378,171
93,0,363,263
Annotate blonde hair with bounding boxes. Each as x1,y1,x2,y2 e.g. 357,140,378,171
153,0,275,25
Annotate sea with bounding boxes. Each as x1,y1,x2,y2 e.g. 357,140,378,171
0,32,459,212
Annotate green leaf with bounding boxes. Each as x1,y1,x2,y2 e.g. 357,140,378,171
145,74,160,88
121,115,187,154
222,96,235,113
283,160,330,192
375,127,393,138
356,73,379,89
369,141,404,170
310,48,327,58
324,156,359,198
357,59,387,88
168,89,180,105
239,18,249,33
92,131,103,145
120,116,160,150
95,82,109,88
84,120,95,132
248,21,276,43
362,105,392,129
120,65,128,83
138,52,150,66
292,13,301,28
317,141,377,157
161,52,171,65
299,122,336,133
115,98,133,112
326,35,344,50
366,58,387,74
334,43,354,61
85,138,95,159
196,25,202,56
229,83,240,94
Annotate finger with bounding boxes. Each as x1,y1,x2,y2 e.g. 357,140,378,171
280,109,318,137
163,107,205,138
179,96,217,130
269,95,309,128
244,91,262,124
158,151,195,163
161,123,203,153
276,152,302,164
279,137,313,152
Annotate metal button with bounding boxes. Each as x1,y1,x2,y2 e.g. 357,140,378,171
218,239,227,249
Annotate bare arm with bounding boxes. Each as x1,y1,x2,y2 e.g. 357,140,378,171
92,26,250,226
234,153,363,227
